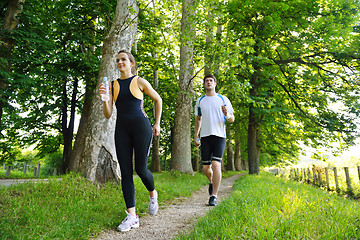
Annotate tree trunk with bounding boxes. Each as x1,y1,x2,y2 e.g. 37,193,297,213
0,0,25,126
61,76,78,173
225,126,235,171
234,135,241,171
213,25,222,78
151,135,161,172
204,10,214,76
204,2,222,78
151,52,161,172
170,0,195,173
248,39,262,175
241,158,247,171
192,147,199,171
69,0,139,183
248,104,259,174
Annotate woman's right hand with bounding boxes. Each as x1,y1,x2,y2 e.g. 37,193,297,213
99,83,106,96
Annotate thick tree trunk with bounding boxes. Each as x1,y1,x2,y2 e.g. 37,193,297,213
69,0,139,183
234,136,241,171
0,0,25,126
241,157,247,171
226,127,235,171
170,0,195,173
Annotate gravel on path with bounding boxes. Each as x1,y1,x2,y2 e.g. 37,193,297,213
94,173,246,240
0,179,49,187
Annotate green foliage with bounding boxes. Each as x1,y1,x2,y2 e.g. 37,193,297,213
217,0,360,165
40,150,63,176
1,0,116,166
176,172,360,239
1,0,360,170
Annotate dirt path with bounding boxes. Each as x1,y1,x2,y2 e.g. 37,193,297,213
95,173,246,240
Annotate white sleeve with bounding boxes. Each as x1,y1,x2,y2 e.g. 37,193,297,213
194,98,200,116
225,96,234,114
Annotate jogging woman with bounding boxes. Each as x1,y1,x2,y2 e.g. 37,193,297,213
99,50,162,232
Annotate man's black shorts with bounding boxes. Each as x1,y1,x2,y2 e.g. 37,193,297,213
200,135,226,165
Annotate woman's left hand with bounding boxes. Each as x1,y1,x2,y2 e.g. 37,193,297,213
153,124,160,136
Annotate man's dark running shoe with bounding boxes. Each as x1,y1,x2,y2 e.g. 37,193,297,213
208,182,213,195
209,195,218,206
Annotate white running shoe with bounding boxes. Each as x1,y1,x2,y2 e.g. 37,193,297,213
117,211,139,232
149,190,158,215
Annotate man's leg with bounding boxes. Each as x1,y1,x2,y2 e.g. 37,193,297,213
202,164,213,183
208,136,225,206
200,136,213,194
211,161,222,196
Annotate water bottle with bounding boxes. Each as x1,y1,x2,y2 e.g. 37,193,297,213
196,137,201,146
100,76,110,101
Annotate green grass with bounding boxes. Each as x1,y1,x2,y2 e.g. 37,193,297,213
0,171,223,240
175,172,360,240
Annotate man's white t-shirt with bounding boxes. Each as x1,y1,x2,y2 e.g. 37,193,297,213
194,94,234,138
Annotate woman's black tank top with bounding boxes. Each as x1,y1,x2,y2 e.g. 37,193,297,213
113,75,148,120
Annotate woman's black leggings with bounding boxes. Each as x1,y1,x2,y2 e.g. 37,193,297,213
115,117,154,209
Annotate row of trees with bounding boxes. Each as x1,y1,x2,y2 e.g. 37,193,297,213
1,0,360,181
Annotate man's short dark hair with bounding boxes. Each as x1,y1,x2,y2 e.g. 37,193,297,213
203,74,217,84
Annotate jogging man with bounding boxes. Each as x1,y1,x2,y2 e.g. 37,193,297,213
194,74,234,206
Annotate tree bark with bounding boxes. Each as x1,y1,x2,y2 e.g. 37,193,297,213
0,0,25,126
151,135,161,172
151,52,161,172
248,103,259,174
61,76,78,173
192,147,199,171
204,10,214,76
170,0,195,173
234,132,241,171
247,39,262,175
226,126,235,171
69,0,139,183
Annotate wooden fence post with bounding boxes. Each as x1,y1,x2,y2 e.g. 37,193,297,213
333,167,340,192
23,162,27,175
36,164,40,177
54,168,57,176
357,166,360,182
344,167,353,195
3,164,5,170
33,167,37,177
312,167,317,184
5,166,11,177
307,168,311,183
318,171,322,186
325,167,330,190
303,168,306,181
296,168,300,180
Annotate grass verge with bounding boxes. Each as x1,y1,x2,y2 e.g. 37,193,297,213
0,171,239,240
0,169,49,179
175,172,360,240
